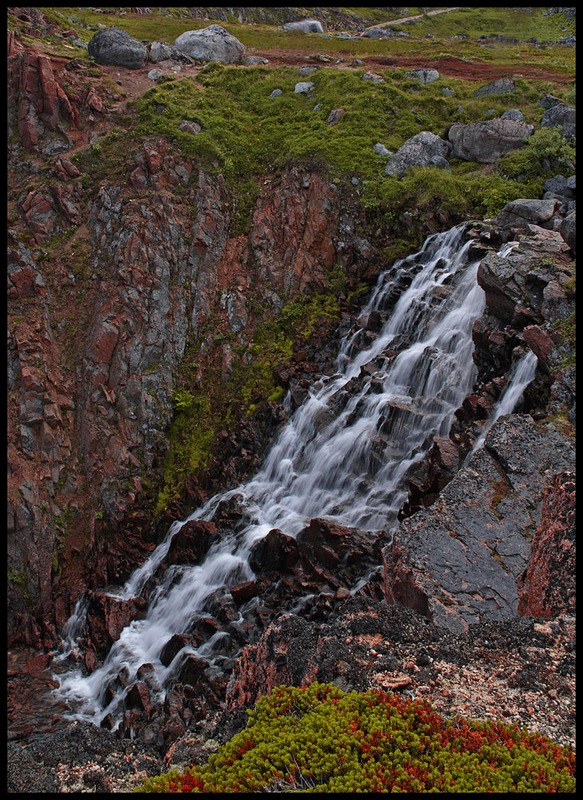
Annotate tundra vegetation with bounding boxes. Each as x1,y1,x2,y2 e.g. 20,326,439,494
136,682,576,793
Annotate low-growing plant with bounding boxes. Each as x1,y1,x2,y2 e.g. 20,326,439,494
497,127,576,184
136,682,576,793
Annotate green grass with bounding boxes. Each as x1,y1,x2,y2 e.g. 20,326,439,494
34,7,575,73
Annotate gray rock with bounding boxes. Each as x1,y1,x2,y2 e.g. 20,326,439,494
174,24,246,64
87,27,147,69
179,120,202,135
540,102,576,142
269,89,283,98
407,68,440,84
298,65,317,77
495,198,560,229
362,71,384,83
501,108,524,121
294,81,314,94
373,143,390,157
149,40,195,64
539,93,562,109
385,131,451,178
246,55,269,65
147,68,165,82
326,108,345,125
385,415,575,633
447,118,534,163
559,209,576,254
283,20,324,34
473,76,516,97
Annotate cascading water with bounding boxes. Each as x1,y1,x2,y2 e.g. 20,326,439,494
52,223,535,730
465,349,538,461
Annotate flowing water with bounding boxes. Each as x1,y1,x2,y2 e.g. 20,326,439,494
52,224,536,729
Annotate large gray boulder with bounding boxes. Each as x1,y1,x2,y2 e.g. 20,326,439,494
447,118,534,163
87,27,147,69
174,24,246,64
385,131,451,178
540,102,576,142
283,20,324,33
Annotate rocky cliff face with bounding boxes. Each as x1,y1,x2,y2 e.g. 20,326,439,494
7,32,379,649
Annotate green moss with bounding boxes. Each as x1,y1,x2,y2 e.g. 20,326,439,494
136,682,576,793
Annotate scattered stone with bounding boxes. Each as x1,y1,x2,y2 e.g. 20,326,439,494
326,108,345,125
179,119,202,135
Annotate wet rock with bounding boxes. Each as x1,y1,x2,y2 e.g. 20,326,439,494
384,414,575,634
248,529,300,574
165,520,218,566
83,592,148,660
159,633,198,667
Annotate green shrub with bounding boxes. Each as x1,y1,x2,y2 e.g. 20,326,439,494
498,127,576,184
136,682,576,793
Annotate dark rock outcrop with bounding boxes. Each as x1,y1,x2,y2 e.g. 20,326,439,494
383,415,575,634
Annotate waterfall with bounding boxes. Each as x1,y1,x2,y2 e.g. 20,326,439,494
52,224,533,729
465,349,538,460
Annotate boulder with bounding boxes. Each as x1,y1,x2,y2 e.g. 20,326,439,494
540,101,576,142
87,28,147,69
406,68,440,84
283,20,324,33
164,520,218,566
473,76,516,97
447,118,534,163
149,40,194,64
174,25,246,64
385,131,451,178
494,198,560,230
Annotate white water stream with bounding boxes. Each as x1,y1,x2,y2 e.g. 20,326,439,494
52,224,536,729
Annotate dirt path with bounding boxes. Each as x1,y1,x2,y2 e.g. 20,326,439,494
364,7,461,31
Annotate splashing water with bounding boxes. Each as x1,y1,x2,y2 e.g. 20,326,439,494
465,349,538,460
52,224,535,729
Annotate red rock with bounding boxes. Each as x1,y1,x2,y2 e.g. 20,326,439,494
518,471,576,618
522,324,555,363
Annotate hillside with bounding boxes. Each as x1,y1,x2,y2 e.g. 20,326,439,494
7,6,575,792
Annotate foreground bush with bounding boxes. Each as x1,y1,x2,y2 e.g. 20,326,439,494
136,682,575,793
